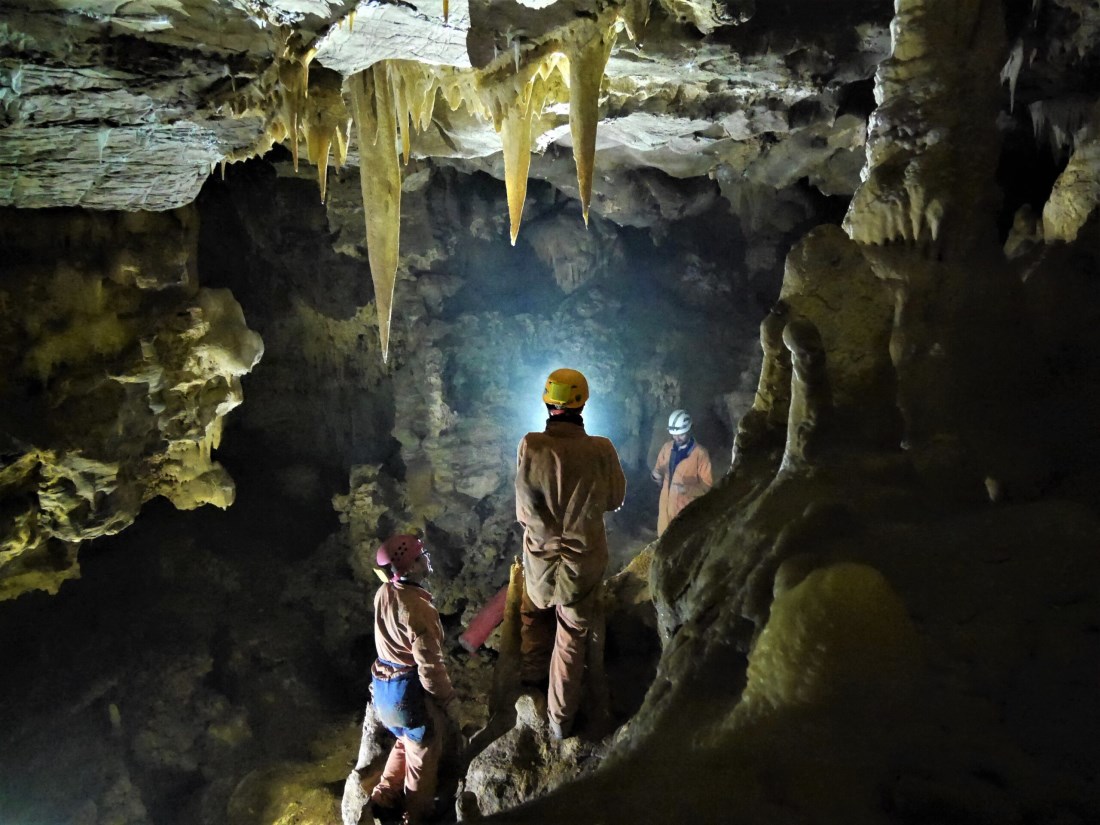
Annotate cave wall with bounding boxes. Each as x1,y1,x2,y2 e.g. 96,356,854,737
0,144,832,822
0,207,263,600
196,152,801,620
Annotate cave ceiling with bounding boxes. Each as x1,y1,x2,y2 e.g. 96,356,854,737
0,0,897,215
2,0,1095,237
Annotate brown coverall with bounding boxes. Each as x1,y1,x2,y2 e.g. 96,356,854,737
515,419,627,727
652,439,713,535
371,581,454,822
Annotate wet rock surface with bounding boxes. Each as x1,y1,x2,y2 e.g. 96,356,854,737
0,208,263,600
3,0,1100,823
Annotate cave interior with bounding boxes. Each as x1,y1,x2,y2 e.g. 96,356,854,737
2,0,1100,823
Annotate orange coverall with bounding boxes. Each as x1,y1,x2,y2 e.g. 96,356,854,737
652,439,713,534
370,581,454,822
515,418,626,728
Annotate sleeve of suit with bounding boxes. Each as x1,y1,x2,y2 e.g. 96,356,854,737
698,449,714,492
651,442,669,484
409,600,455,703
515,437,555,532
515,439,530,526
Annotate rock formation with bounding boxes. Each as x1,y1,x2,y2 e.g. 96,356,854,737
0,208,263,600
2,0,1100,823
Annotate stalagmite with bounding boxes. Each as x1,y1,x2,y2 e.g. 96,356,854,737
732,302,792,468
567,28,615,226
781,317,831,470
350,64,402,362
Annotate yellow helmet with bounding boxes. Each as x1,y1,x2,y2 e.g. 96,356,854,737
543,368,589,408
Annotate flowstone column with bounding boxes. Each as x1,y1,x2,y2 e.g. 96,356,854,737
842,0,1024,485
731,301,791,471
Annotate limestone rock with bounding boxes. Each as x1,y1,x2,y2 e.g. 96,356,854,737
844,0,1006,250
0,209,262,600
779,225,897,446
463,693,598,817
0,0,895,215
1041,111,1100,243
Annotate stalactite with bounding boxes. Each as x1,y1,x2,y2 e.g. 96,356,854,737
302,68,354,202
272,27,320,174
392,68,413,164
567,27,615,226
488,57,561,245
1001,38,1024,112
620,0,652,45
240,12,631,360
500,107,536,246
350,65,402,363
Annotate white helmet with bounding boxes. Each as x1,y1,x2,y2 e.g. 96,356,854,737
668,409,692,435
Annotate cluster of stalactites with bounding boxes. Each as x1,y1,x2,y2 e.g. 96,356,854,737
336,4,644,361
231,3,649,362
272,28,354,203
475,22,618,244
484,12,640,242
212,27,353,202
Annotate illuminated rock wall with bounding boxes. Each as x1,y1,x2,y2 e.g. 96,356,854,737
0,208,262,600
378,176,777,589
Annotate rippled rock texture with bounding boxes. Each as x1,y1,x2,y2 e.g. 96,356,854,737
3,0,1100,823
0,208,262,600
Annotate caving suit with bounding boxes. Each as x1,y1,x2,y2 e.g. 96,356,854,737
370,579,454,822
515,415,627,728
652,437,713,535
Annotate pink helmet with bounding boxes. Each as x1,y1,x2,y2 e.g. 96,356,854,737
376,535,424,576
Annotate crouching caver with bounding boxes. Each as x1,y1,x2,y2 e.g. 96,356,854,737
368,535,457,825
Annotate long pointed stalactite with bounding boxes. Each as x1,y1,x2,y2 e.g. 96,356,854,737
567,26,616,226
350,65,402,363
494,59,562,246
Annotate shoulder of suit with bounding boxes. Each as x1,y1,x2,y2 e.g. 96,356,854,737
520,432,547,449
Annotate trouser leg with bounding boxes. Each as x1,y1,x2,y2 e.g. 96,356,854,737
548,590,597,727
372,738,406,807
401,703,443,824
520,585,555,683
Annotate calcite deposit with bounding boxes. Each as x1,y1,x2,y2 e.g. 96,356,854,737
0,209,262,600
2,0,1100,823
